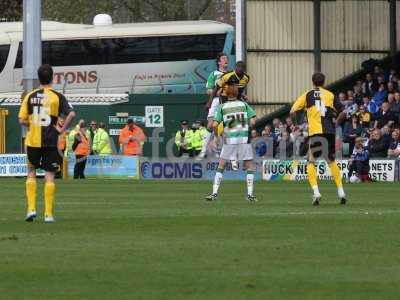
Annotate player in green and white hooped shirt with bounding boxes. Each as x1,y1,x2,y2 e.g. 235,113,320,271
198,53,229,159
206,85,257,203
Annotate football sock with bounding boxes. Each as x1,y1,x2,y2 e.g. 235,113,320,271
329,161,343,188
200,130,212,155
212,168,224,194
26,178,37,213
246,171,254,196
307,163,320,196
329,161,346,198
44,182,55,217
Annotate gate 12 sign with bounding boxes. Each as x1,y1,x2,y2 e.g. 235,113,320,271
145,106,164,128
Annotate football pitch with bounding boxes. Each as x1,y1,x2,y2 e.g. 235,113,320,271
0,179,399,300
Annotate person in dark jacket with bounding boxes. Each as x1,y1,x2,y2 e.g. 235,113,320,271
368,129,389,158
388,129,400,158
348,137,370,182
343,114,363,154
374,102,397,129
276,131,293,158
390,92,400,124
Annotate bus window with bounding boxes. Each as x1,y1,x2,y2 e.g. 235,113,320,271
0,45,10,73
112,37,161,64
160,34,225,61
14,34,226,67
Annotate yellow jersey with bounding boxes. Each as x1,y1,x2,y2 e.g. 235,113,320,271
217,71,250,98
18,88,73,148
291,87,343,136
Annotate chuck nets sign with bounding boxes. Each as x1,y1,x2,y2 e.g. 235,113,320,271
262,160,396,182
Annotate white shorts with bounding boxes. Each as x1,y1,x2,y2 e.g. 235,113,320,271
220,144,254,161
207,97,221,119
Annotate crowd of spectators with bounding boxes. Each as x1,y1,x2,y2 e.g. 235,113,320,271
252,65,400,159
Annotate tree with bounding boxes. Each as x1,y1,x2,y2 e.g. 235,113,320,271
0,0,22,21
42,0,215,24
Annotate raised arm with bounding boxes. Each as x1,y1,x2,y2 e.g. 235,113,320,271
290,92,307,119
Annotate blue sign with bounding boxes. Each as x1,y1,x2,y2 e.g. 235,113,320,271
68,155,138,179
141,160,202,179
140,159,263,180
0,154,44,177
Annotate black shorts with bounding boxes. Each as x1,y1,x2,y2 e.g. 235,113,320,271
308,134,336,162
27,147,61,172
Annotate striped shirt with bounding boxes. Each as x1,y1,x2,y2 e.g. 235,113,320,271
215,100,256,145
206,70,225,90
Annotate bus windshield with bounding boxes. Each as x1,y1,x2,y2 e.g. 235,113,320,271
0,45,10,74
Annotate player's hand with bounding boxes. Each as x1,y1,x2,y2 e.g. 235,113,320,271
242,95,249,101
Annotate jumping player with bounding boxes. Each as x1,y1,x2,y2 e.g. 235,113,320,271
198,53,229,159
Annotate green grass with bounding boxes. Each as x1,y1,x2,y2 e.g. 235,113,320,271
0,179,400,300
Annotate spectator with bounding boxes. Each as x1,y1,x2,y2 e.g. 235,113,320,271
347,137,370,182
353,85,363,106
387,82,397,94
263,125,276,141
355,80,363,89
272,118,283,140
338,92,346,104
119,118,146,156
277,131,293,158
388,93,395,106
344,114,363,154
174,120,194,157
377,75,386,86
388,68,397,82
263,125,278,153
250,129,265,157
373,65,383,81
388,129,400,158
250,129,258,141
92,122,112,155
285,116,294,133
390,92,400,122
346,90,354,103
259,129,276,157
363,96,378,114
368,129,389,158
372,83,388,107
288,124,303,156
374,102,396,129
72,121,90,179
381,125,392,146
362,73,378,97
358,105,372,129
391,75,399,90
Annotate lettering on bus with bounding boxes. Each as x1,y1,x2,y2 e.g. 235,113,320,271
133,73,185,81
20,71,98,86
53,71,98,84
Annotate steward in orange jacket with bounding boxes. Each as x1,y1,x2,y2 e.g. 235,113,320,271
118,119,146,155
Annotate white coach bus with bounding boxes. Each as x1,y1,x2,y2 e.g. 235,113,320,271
0,17,234,94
